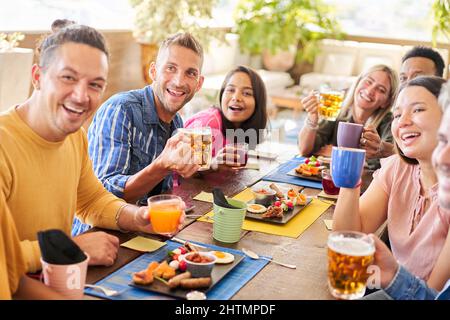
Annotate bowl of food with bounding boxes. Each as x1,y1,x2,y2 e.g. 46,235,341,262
251,187,277,206
182,252,216,278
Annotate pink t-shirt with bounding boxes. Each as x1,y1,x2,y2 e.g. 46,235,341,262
374,155,450,280
184,107,227,156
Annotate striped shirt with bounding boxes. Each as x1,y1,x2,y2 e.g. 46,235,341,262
87,85,183,202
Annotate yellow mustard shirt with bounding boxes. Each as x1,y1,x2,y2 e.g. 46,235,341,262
0,191,27,299
0,108,126,273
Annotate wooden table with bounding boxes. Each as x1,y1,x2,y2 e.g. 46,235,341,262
86,145,373,300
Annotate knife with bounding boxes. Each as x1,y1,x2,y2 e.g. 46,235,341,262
171,237,207,249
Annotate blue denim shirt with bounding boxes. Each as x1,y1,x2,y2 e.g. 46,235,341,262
88,85,182,198
384,265,450,300
72,86,183,236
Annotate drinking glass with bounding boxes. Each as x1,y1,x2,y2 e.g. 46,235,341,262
180,127,212,171
148,195,183,235
222,142,249,168
327,231,375,299
321,169,340,195
317,91,344,121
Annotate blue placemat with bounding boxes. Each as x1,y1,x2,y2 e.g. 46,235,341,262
84,240,269,300
262,156,323,189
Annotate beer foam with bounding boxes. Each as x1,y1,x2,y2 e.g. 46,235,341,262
328,237,374,256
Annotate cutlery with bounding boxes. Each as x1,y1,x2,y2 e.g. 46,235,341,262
84,284,127,297
242,248,296,269
185,214,204,218
171,237,207,249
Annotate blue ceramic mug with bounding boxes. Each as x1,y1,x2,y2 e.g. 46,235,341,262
331,147,366,188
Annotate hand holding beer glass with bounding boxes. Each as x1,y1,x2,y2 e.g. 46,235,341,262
327,231,375,299
148,195,184,236
317,90,344,121
178,127,212,171
215,142,249,168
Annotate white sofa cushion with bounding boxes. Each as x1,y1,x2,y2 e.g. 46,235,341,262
322,52,355,76
299,72,357,91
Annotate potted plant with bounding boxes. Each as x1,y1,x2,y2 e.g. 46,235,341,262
431,0,450,46
0,32,34,111
129,0,226,83
233,0,343,72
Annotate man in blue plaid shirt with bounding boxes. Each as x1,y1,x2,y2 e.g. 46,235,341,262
73,33,203,235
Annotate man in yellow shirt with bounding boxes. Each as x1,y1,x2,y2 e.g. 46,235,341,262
0,22,163,273
0,191,61,299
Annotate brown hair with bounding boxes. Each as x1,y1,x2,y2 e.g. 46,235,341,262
394,76,446,165
36,19,109,68
339,64,399,128
218,65,268,147
156,32,204,69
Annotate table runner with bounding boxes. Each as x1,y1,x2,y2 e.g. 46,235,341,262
198,188,331,238
84,240,268,300
262,156,323,189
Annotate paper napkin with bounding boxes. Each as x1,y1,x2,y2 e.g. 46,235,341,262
120,236,166,252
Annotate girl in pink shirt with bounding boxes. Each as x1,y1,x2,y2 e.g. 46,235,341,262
184,66,268,157
333,76,450,290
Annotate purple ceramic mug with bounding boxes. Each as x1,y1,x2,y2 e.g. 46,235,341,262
337,122,364,148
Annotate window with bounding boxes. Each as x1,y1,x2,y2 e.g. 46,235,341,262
0,0,239,32
0,0,134,31
323,0,434,41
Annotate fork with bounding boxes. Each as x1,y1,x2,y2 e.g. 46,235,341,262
85,284,127,297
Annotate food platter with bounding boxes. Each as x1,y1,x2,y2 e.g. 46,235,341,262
246,198,312,224
130,248,244,299
286,156,327,182
286,168,322,182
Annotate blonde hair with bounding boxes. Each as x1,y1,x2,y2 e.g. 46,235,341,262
339,64,399,128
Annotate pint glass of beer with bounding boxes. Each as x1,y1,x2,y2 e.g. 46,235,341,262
327,231,375,300
180,127,212,171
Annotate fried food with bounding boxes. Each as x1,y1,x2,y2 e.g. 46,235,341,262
132,261,160,285
294,193,307,206
295,163,320,176
180,277,212,289
210,251,235,264
153,260,176,280
167,271,192,289
247,203,267,213
261,205,284,219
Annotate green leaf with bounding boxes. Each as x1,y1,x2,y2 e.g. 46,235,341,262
234,0,343,63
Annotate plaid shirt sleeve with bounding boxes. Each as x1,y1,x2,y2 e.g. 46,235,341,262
88,102,132,199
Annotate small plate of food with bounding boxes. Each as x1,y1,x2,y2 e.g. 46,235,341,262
130,244,244,299
246,185,312,224
287,156,325,182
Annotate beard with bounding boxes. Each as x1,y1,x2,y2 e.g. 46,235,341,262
153,83,194,116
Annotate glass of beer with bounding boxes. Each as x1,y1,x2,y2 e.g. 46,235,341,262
317,91,344,121
327,231,375,300
148,195,183,235
181,127,212,171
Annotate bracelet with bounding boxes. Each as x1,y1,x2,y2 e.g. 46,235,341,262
354,179,363,189
115,203,131,233
304,117,319,130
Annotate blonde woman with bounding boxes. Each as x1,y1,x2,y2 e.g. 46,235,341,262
298,64,399,170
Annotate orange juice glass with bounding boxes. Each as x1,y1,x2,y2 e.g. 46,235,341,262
148,195,183,235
